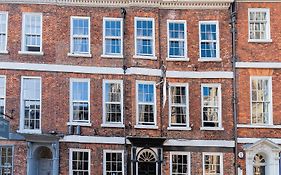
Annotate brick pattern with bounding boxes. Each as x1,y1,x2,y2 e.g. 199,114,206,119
0,2,234,175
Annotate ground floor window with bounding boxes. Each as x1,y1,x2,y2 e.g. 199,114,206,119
69,149,90,175
0,146,13,175
203,153,223,175
103,150,124,175
170,152,190,175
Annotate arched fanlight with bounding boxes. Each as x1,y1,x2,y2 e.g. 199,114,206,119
137,149,157,162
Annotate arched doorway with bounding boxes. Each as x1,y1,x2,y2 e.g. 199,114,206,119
34,146,53,175
253,154,266,175
137,149,157,175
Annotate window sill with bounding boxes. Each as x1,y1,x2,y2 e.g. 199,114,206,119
198,58,222,62
134,125,158,129
17,129,42,134
18,51,44,56
101,124,125,128
166,57,189,61
167,127,191,131
67,53,92,58
0,50,8,54
101,54,124,59
237,124,280,129
133,55,157,60
200,127,224,131
248,39,272,43
67,122,92,127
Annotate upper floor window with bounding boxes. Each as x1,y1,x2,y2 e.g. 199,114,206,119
199,21,220,61
251,76,272,125
0,146,13,175
169,84,189,128
0,12,8,53
134,17,155,59
103,80,123,127
201,84,222,129
69,149,90,175
136,81,156,126
167,20,187,60
70,79,90,124
21,13,42,53
248,8,271,42
103,18,123,57
203,153,223,175
103,150,124,175
20,77,41,133
69,17,90,56
170,152,190,175
0,76,5,118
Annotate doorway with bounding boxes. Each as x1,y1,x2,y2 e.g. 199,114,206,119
137,149,157,175
35,146,53,175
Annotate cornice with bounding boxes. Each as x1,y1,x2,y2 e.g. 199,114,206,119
237,0,281,2
0,0,234,9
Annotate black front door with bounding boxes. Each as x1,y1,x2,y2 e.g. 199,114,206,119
138,162,156,175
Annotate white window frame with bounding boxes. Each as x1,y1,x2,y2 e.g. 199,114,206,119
167,20,188,61
135,80,157,129
0,145,14,175
248,8,271,42
0,75,6,118
250,76,273,125
19,76,42,134
102,79,124,128
102,17,123,58
19,13,43,55
103,150,124,175
68,78,91,126
168,83,190,130
200,83,223,130
202,152,223,175
199,21,220,61
68,16,91,57
69,148,91,175
0,12,8,54
134,17,156,60
170,152,191,175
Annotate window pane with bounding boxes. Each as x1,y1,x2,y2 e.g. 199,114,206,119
249,10,268,40
172,154,189,175
202,86,220,127
251,78,270,124
24,14,41,52
204,155,221,175
71,80,89,122
105,152,123,174
0,13,7,51
71,18,90,54
170,86,187,126
105,82,122,123
136,19,154,56
73,18,89,35
71,151,90,174
22,78,41,130
105,39,121,55
200,23,218,58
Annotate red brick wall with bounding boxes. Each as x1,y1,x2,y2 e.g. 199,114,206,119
237,2,281,62
237,68,281,138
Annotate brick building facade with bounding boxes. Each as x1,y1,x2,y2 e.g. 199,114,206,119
0,0,238,175
236,0,281,175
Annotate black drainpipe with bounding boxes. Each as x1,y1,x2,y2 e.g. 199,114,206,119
121,7,128,175
158,7,165,138
230,1,238,175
